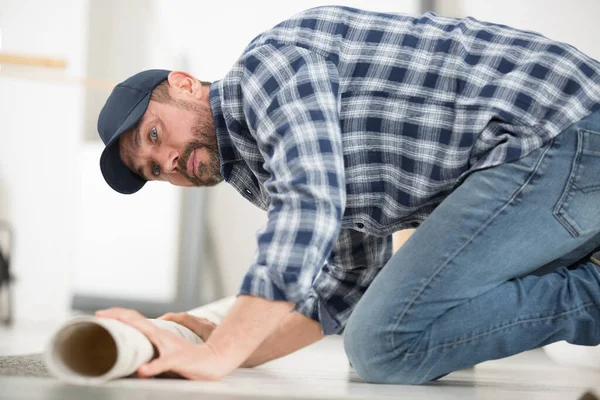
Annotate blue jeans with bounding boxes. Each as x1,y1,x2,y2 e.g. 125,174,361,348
344,110,600,384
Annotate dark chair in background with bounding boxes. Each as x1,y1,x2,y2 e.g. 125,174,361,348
0,220,13,325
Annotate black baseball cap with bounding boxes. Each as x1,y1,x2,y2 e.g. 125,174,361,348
98,69,171,194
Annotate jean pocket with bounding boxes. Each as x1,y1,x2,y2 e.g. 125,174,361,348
553,128,600,237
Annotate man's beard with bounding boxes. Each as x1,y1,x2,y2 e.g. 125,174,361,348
178,108,223,187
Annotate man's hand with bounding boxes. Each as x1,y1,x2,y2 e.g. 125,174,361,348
158,312,217,342
95,308,227,380
160,309,324,368
96,296,294,380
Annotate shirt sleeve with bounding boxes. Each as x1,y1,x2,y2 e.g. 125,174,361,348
237,43,346,304
295,229,393,335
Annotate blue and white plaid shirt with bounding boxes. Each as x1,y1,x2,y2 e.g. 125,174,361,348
209,6,600,335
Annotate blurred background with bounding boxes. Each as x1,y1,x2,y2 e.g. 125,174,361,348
0,0,599,355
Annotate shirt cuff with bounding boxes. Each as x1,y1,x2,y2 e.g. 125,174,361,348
238,265,299,302
295,293,343,335
294,294,319,321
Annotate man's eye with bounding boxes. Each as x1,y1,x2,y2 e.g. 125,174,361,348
150,127,158,140
152,163,160,177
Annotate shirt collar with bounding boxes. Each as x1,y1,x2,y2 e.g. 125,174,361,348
210,80,244,181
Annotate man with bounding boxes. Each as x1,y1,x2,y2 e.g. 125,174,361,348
95,6,600,384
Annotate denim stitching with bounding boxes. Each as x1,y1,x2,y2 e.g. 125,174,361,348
553,129,586,237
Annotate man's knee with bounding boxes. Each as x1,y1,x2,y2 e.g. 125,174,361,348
344,309,431,385
344,314,390,383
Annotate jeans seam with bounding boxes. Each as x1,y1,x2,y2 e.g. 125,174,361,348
401,301,600,357
552,129,584,237
389,140,554,355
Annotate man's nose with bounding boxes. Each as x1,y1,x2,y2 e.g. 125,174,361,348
159,149,179,174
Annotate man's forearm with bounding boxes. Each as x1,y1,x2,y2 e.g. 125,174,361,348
242,310,324,367
205,295,295,371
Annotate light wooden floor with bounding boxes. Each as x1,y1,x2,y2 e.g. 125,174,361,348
2,329,600,400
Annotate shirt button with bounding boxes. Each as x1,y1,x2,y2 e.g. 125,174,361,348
244,188,253,197
356,223,364,229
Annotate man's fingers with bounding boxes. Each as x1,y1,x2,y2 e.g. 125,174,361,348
96,307,145,319
96,308,166,349
159,313,216,340
137,357,172,378
157,312,181,321
137,348,212,380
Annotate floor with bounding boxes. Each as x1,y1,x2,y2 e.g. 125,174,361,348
0,320,64,356
2,321,600,399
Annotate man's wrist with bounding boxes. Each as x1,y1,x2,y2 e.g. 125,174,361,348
206,295,295,368
243,310,323,367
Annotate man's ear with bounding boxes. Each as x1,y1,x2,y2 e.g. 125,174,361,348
167,71,203,100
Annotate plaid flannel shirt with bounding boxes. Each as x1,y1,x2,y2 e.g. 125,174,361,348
209,6,600,334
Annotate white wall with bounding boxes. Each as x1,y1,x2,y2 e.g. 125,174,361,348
73,1,182,304
74,144,181,302
0,0,88,322
438,0,600,59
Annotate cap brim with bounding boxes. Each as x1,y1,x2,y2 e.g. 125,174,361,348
99,93,151,195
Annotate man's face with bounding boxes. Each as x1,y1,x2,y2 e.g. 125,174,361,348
119,76,223,188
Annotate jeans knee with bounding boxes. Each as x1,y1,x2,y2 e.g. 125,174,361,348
344,313,437,385
344,315,389,383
